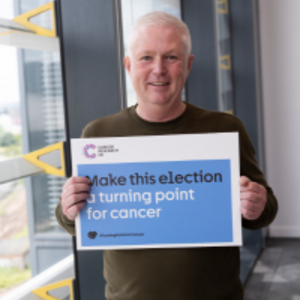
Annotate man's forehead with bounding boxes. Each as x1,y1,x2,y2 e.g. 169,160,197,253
135,24,181,37
131,25,184,53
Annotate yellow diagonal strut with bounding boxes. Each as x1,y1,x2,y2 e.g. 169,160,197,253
217,0,228,14
13,2,56,37
32,278,74,300
23,142,66,177
219,55,231,70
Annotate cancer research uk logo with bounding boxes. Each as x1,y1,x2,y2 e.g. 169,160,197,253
83,144,97,159
82,144,119,159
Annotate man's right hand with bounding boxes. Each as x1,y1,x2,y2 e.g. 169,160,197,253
61,176,91,221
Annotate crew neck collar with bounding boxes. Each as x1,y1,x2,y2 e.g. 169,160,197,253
128,103,191,131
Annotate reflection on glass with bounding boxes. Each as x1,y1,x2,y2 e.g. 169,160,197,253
121,0,182,107
214,0,234,114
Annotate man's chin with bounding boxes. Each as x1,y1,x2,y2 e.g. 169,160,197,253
136,94,180,107
146,96,174,105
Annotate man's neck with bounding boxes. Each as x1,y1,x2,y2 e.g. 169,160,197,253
136,102,186,123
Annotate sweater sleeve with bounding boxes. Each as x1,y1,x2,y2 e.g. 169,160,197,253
55,200,76,236
55,124,95,236
238,122,278,230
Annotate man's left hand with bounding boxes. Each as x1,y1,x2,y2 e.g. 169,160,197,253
240,176,267,220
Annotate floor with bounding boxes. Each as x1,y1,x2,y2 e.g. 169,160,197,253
244,238,300,300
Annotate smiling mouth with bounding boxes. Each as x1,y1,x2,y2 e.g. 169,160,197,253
149,82,169,86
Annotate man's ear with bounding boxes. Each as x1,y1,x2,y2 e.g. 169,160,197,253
186,54,194,76
124,56,131,74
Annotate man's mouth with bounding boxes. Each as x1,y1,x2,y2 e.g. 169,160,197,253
149,82,169,86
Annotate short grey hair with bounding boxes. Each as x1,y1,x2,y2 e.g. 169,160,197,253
128,11,192,57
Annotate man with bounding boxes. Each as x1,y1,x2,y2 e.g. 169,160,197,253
56,12,277,300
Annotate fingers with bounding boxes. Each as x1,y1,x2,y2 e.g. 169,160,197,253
63,191,91,208
240,183,263,195
240,198,261,212
62,192,90,221
240,176,266,195
61,176,92,220
240,176,267,220
62,183,91,200
63,176,91,191
240,205,260,220
240,176,251,187
63,200,86,221
240,197,265,220
240,190,263,204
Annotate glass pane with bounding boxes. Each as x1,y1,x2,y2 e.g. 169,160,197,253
0,0,31,292
214,0,234,114
22,49,66,234
18,0,67,234
29,9,53,31
121,0,182,107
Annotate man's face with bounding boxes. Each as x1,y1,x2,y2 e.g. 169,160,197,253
124,25,193,110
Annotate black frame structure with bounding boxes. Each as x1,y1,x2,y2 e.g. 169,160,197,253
182,0,219,111
56,0,125,299
56,0,265,298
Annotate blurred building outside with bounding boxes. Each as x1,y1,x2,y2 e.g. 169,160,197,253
0,0,30,297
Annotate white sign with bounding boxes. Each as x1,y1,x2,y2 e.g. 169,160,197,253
72,133,242,250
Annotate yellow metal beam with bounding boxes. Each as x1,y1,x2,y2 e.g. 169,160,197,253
217,0,229,14
13,2,56,37
219,54,231,70
23,142,66,177
32,278,74,300
0,30,15,36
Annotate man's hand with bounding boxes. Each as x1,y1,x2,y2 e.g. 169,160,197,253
61,176,91,221
240,176,267,220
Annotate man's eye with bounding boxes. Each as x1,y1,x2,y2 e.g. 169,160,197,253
166,55,177,61
142,56,151,61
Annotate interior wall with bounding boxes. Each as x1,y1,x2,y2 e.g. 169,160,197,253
259,0,300,237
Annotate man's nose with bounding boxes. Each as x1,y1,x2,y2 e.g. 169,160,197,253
152,58,166,75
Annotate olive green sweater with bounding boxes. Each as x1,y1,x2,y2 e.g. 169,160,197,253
56,103,277,300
